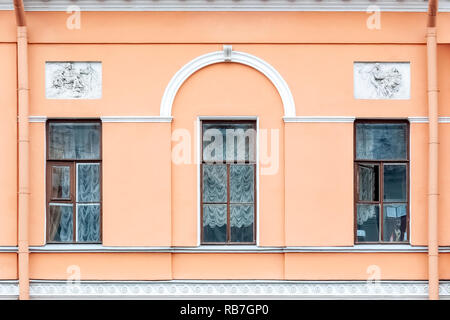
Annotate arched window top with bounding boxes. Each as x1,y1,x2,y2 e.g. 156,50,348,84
160,45,296,118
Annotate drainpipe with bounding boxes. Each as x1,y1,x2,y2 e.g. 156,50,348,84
13,0,30,300
426,0,439,300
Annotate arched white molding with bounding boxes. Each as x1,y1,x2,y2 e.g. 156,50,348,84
160,45,296,118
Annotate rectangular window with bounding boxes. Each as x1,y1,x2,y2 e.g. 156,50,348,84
201,121,257,244
46,121,102,243
354,120,409,243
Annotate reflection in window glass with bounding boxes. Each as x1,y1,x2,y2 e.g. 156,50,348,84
383,204,407,242
355,121,409,243
356,204,380,242
51,166,71,199
48,204,73,242
47,121,101,243
356,123,407,160
202,123,256,163
383,165,407,202
358,164,379,202
49,123,100,160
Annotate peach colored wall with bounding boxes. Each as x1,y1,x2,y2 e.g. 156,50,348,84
29,123,46,245
170,63,284,246
0,254,17,280
25,252,438,281
285,253,428,280
28,43,430,117
439,125,450,246
410,123,429,246
285,123,354,246
439,254,450,280
0,11,449,281
13,12,447,44
173,254,284,280
102,123,172,246
30,253,172,280
0,44,17,246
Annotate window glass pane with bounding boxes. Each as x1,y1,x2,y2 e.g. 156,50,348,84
383,204,407,242
356,123,407,160
203,123,255,162
358,164,379,201
356,204,379,242
203,204,227,243
202,164,227,203
51,166,71,199
230,165,254,203
383,164,407,202
77,204,101,242
49,123,100,160
48,204,73,242
230,204,254,242
77,163,100,202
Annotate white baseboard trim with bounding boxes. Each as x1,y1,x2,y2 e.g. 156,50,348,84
19,280,450,300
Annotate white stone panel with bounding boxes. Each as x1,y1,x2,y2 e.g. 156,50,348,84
354,62,410,100
45,62,102,99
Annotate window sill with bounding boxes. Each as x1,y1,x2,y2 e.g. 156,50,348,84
26,244,443,253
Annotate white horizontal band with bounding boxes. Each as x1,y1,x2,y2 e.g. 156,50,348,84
409,117,450,123
28,116,47,123
283,116,356,123
1,1,449,12
21,280,450,300
27,244,450,253
101,116,173,123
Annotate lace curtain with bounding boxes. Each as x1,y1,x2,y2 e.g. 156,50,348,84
77,204,100,242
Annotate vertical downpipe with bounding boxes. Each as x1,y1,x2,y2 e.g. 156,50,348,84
17,25,30,300
427,0,439,301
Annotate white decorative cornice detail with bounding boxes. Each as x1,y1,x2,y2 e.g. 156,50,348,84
28,116,47,123
283,116,356,123
0,281,19,300
101,116,173,123
26,280,450,300
1,1,450,12
0,246,18,252
160,47,296,118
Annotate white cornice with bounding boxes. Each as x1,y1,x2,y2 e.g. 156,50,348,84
409,117,450,123
26,280,450,300
1,1,450,12
101,116,173,123
283,116,356,123
28,116,47,123
28,244,450,253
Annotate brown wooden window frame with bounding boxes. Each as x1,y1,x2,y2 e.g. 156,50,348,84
46,119,102,244
200,120,257,245
354,119,410,244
